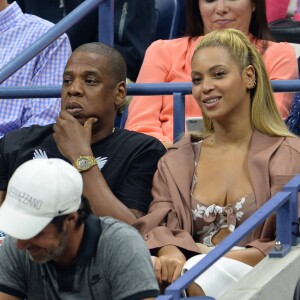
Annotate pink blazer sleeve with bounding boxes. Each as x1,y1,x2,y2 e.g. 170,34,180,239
262,41,298,118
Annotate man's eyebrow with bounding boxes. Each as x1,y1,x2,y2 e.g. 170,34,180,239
63,70,100,77
82,70,100,76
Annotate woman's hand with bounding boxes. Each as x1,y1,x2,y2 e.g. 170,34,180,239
153,245,186,286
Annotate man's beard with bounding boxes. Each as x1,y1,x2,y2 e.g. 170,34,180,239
28,230,69,264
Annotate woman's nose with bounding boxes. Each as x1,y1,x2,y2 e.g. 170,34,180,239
216,0,229,15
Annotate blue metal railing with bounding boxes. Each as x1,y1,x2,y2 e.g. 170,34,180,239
0,0,113,85
1,80,300,142
1,0,300,296
0,81,300,298
1,81,299,299
156,175,300,300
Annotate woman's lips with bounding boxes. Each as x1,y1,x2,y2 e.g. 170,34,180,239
202,96,221,108
214,19,232,26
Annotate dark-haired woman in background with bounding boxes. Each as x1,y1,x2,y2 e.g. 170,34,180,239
125,0,297,147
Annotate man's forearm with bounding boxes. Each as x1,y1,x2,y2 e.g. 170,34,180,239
81,166,138,224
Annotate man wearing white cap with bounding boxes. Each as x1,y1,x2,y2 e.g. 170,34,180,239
0,159,159,299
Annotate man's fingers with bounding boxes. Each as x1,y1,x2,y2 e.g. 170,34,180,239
59,110,73,120
84,117,98,129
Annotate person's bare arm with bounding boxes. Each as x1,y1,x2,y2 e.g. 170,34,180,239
53,112,143,224
0,293,21,300
224,247,265,267
0,191,6,206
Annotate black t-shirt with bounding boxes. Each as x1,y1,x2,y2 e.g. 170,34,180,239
0,125,166,212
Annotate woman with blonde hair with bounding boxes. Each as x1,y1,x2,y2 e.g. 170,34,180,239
133,28,300,298
125,0,297,147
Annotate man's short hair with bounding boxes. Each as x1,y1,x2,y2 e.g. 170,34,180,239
74,42,127,84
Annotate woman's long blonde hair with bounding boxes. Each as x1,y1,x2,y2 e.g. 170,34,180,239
191,28,294,139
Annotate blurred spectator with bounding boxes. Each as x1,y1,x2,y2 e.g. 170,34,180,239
0,0,71,137
125,0,297,146
13,0,156,82
266,0,296,23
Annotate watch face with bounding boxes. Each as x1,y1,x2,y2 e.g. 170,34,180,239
78,158,90,170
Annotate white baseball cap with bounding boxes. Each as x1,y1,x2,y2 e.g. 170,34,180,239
0,158,83,240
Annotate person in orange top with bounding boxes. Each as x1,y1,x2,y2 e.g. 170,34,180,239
125,0,298,147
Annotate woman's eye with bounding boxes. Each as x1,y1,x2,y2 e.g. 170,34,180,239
192,77,202,85
214,71,226,78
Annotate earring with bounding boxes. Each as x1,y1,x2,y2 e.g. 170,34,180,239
252,5,256,13
249,77,256,89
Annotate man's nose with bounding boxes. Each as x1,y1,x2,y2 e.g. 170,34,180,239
67,79,83,96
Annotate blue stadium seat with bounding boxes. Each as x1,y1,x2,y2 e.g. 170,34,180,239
153,0,181,40
269,19,300,44
118,0,184,128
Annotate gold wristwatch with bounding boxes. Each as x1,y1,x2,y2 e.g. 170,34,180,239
73,156,97,172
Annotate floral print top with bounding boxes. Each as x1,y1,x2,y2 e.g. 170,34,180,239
190,141,257,247
191,193,256,247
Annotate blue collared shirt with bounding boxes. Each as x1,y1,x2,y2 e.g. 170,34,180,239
0,2,72,137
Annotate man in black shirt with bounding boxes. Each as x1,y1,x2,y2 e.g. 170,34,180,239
0,42,166,224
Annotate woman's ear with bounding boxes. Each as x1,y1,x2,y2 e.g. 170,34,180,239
114,81,127,107
244,65,256,89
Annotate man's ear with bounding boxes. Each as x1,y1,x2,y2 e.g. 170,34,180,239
64,212,79,229
114,81,127,107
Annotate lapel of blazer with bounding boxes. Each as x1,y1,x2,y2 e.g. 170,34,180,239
248,129,284,208
165,130,284,209
164,136,197,209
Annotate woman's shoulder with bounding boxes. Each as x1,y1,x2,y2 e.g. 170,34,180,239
268,136,300,176
264,40,296,56
281,136,300,154
168,135,193,150
148,36,195,53
162,135,198,160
